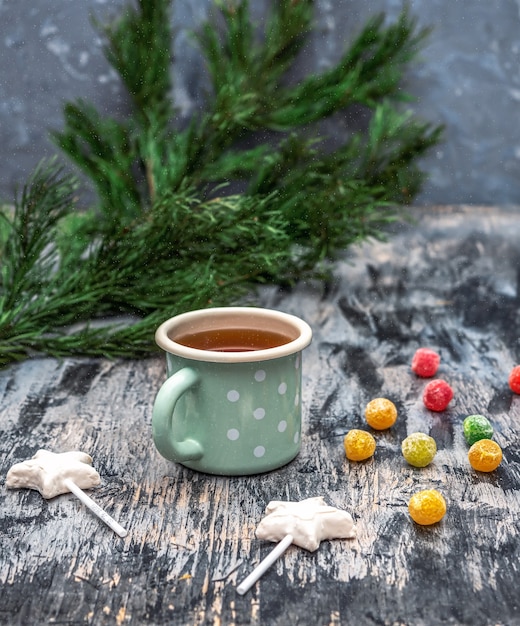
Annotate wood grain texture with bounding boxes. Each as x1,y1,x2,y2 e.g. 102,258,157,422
1,205,520,626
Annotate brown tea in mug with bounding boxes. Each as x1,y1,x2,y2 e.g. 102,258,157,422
174,327,293,352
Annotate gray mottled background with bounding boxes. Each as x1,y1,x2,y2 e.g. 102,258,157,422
1,0,520,206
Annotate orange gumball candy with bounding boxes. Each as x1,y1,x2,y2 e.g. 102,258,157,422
468,439,503,472
365,398,397,430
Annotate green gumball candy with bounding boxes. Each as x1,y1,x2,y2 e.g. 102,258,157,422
463,414,493,446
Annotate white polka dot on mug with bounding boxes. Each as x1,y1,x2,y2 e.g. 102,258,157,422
227,428,240,441
254,369,266,382
227,389,240,402
253,407,266,420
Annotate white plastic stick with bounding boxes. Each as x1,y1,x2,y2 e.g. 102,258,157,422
237,533,293,595
64,478,128,538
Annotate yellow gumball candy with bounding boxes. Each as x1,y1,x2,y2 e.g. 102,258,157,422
408,489,446,525
401,432,437,467
344,429,376,461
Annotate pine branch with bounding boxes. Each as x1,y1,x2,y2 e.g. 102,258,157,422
99,0,173,125
198,4,429,130
53,102,142,221
0,161,77,311
0,0,443,368
0,164,294,366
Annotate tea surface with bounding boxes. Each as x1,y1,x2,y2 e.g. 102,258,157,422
174,327,292,352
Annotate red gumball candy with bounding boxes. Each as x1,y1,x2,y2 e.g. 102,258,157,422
509,365,520,394
411,348,440,378
423,379,453,412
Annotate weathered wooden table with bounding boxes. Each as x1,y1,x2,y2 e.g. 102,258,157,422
1,205,519,626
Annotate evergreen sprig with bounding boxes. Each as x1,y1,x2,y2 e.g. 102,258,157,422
0,0,442,367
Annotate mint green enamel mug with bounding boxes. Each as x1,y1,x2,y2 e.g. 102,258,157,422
152,307,312,475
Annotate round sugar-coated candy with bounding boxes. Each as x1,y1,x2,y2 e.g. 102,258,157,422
411,348,440,378
509,365,520,394
468,439,502,472
463,414,493,446
344,429,376,461
408,489,446,525
423,379,453,412
401,432,437,467
365,397,397,430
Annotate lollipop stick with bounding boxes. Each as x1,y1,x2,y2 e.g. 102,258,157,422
64,478,128,538
237,533,293,595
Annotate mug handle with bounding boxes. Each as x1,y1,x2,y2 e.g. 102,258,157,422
152,367,204,462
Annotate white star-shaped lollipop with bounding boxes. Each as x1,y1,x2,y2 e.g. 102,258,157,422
237,496,356,594
6,449,101,498
6,449,127,537
256,496,356,551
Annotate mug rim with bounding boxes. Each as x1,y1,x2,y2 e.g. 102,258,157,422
155,306,312,363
